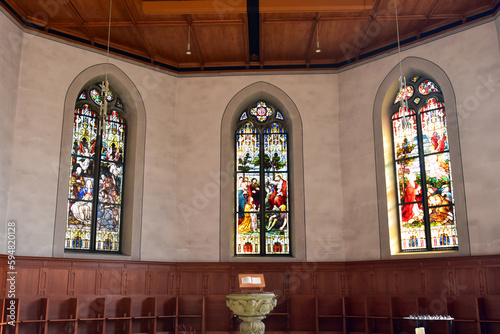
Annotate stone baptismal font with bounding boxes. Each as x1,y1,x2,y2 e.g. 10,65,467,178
226,292,277,334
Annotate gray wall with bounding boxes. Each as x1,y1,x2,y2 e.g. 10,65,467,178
0,9,22,254
1,9,499,262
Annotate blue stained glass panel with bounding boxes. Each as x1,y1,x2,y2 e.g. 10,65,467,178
95,204,121,251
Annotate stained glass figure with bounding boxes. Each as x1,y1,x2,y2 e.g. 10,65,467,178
235,102,289,256
65,82,126,253
391,76,457,252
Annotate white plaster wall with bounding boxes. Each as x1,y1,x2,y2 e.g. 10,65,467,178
1,7,499,261
338,20,500,260
2,24,178,257
495,14,500,53
338,63,388,261
407,22,500,256
0,11,22,253
448,22,500,255
140,74,343,262
121,62,178,262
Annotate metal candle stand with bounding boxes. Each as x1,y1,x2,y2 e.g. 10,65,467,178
403,314,455,333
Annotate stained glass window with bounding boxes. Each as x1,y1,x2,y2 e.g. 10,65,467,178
394,85,414,104
419,80,440,95
65,82,126,252
235,101,290,256
392,77,458,251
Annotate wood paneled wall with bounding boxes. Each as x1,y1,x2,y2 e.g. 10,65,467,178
2,255,499,299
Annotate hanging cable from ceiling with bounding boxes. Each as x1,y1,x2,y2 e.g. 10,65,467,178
100,0,113,136
394,0,409,130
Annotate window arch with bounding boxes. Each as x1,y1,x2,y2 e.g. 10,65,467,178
235,102,290,255
391,75,457,251
65,82,126,252
220,82,305,262
374,57,470,259
54,64,146,259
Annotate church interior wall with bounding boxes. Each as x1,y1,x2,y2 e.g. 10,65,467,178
0,8,22,254
337,19,500,260
0,9,499,262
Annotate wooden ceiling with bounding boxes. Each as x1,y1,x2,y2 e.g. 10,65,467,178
1,0,499,74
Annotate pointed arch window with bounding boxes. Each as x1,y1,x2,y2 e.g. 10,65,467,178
65,82,126,252
235,101,290,256
392,75,458,251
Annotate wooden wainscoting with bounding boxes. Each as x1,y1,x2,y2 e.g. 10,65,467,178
1,255,500,334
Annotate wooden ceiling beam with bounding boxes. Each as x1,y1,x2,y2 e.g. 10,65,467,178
142,0,375,15
46,21,135,28
143,0,247,15
137,19,244,26
48,20,246,27
123,0,156,63
260,0,375,13
415,0,442,37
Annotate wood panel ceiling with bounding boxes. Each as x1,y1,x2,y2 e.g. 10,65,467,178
1,0,499,74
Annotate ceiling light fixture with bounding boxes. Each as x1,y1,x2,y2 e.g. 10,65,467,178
99,0,113,135
315,22,321,53
186,24,192,55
